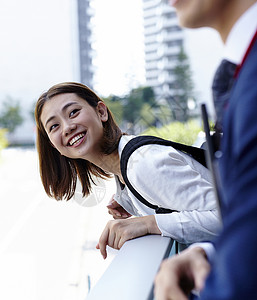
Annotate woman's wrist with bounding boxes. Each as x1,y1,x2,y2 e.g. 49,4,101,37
143,215,162,235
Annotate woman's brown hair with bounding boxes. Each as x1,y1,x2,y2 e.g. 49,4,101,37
35,82,122,200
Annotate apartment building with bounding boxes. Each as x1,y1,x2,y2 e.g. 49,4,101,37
77,0,94,88
143,0,184,99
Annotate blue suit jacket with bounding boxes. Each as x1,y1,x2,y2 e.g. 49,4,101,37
200,37,257,299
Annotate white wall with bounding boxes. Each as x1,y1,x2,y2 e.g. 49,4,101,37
184,27,224,118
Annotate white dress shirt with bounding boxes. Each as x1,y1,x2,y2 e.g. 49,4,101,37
114,135,222,244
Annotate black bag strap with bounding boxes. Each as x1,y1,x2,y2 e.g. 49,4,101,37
120,135,207,214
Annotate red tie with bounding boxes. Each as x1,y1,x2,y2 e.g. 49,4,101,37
235,26,257,78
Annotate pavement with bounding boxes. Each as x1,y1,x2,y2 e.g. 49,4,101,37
0,147,117,300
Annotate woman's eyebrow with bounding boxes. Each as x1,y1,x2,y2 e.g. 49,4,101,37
44,101,78,128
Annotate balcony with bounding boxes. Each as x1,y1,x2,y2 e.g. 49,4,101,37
86,235,174,300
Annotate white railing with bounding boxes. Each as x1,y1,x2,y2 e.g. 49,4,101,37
86,235,174,300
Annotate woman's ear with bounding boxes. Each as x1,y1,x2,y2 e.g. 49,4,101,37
97,101,108,122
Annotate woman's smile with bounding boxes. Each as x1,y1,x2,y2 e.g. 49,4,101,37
67,132,86,147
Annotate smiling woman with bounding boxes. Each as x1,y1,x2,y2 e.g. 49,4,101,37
35,82,122,200
35,82,222,259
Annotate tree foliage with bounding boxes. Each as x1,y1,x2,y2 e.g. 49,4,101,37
123,88,145,124
101,86,162,133
167,46,195,122
143,120,201,146
123,87,159,126
0,98,24,133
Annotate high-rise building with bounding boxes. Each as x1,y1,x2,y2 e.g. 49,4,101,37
143,0,184,99
77,0,94,88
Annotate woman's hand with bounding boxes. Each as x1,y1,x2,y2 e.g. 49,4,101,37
96,215,161,259
107,196,132,219
154,247,211,300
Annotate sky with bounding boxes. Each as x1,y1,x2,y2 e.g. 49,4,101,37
0,0,75,108
0,0,145,106
0,0,223,142
91,0,145,96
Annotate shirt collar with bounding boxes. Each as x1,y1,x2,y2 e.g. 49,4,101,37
223,2,257,65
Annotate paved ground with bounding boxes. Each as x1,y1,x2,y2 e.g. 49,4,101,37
0,147,117,300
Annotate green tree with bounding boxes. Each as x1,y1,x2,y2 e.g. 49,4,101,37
140,86,156,106
167,46,195,122
140,103,156,127
123,86,158,126
123,88,143,124
0,98,24,133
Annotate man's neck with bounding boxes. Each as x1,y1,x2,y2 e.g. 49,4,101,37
217,0,257,43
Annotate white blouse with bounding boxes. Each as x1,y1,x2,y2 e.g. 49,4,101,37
114,135,222,244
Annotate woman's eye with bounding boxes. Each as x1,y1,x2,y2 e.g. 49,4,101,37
70,109,80,117
49,124,58,132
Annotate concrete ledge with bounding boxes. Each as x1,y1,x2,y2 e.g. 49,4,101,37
86,235,174,300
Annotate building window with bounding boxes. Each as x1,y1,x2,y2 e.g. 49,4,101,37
167,40,182,47
166,26,182,33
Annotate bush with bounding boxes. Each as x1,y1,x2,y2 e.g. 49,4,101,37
0,100,24,133
142,120,201,146
0,128,8,156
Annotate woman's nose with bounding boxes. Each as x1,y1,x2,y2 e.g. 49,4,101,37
63,122,76,136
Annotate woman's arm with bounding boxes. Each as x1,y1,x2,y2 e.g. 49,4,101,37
155,209,222,244
107,195,132,219
96,215,161,259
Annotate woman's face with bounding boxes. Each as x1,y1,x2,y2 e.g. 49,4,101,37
40,93,108,160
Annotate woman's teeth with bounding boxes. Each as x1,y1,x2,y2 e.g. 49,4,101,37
69,133,85,146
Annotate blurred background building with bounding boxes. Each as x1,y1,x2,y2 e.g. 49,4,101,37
143,0,183,98
77,0,94,88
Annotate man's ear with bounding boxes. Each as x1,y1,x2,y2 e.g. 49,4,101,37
97,101,108,122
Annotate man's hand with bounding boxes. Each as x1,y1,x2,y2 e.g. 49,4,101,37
107,196,132,219
154,247,211,300
96,215,161,259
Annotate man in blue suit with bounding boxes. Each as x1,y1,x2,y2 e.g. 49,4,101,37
154,0,257,299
